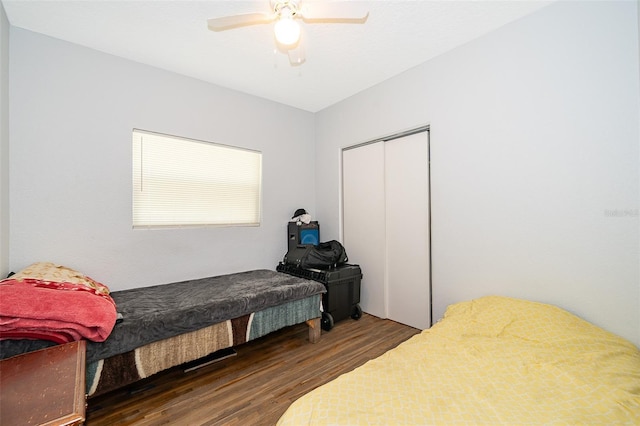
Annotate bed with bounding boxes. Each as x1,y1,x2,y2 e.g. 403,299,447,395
277,295,640,425
0,263,326,397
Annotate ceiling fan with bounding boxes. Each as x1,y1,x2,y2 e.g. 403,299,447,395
207,1,369,66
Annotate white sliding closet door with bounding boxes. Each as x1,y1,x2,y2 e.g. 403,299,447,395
342,130,430,329
385,132,430,329
342,142,386,318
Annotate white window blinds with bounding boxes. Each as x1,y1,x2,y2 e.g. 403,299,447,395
132,130,262,228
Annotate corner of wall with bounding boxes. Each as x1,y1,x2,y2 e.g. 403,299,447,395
0,2,9,278
636,0,640,349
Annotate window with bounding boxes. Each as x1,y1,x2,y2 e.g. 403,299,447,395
132,130,262,228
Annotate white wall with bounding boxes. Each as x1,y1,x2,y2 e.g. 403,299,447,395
9,28,316,290
637,0,640,347
0,3,8,279
7,1,640,347
315,1,640,346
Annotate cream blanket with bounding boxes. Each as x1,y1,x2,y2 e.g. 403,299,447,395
278,296,640,425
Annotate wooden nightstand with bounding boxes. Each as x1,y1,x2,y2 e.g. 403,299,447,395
0,340,86,426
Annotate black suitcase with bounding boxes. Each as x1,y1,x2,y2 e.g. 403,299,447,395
276,262,362,331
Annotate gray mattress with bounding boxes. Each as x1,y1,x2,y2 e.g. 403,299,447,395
0,269,325,364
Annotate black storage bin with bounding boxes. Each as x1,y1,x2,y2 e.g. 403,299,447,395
288,221,320,251
277,263,362,331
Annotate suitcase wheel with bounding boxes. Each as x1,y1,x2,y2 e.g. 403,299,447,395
321,312,334,331
351,304,363,320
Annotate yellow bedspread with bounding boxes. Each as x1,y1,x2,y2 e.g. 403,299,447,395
278,296,640,425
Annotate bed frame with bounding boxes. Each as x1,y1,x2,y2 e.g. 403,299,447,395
1,269,325,397
87,295,323,396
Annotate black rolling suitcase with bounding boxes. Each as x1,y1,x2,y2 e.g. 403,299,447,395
277,262,362,331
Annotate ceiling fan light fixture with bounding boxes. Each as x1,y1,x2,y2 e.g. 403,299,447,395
274,16,300,46
208,0,368,66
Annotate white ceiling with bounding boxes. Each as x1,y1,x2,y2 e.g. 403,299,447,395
1,0,553,112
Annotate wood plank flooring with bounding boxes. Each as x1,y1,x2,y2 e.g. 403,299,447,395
86,313,420,426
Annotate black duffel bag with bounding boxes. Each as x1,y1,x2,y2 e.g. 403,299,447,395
283,240,348,269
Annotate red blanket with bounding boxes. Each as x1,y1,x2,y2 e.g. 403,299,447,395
0,263,117,343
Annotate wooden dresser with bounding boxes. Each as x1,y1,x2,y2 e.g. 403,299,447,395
0,340,86,426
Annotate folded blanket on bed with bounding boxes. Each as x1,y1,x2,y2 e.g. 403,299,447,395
0,262,117,343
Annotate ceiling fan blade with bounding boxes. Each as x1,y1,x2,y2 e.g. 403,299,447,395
287,42,306,66
207,13,276,32
299,2,369,24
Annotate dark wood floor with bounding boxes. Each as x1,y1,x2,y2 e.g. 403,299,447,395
85,313,420,426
